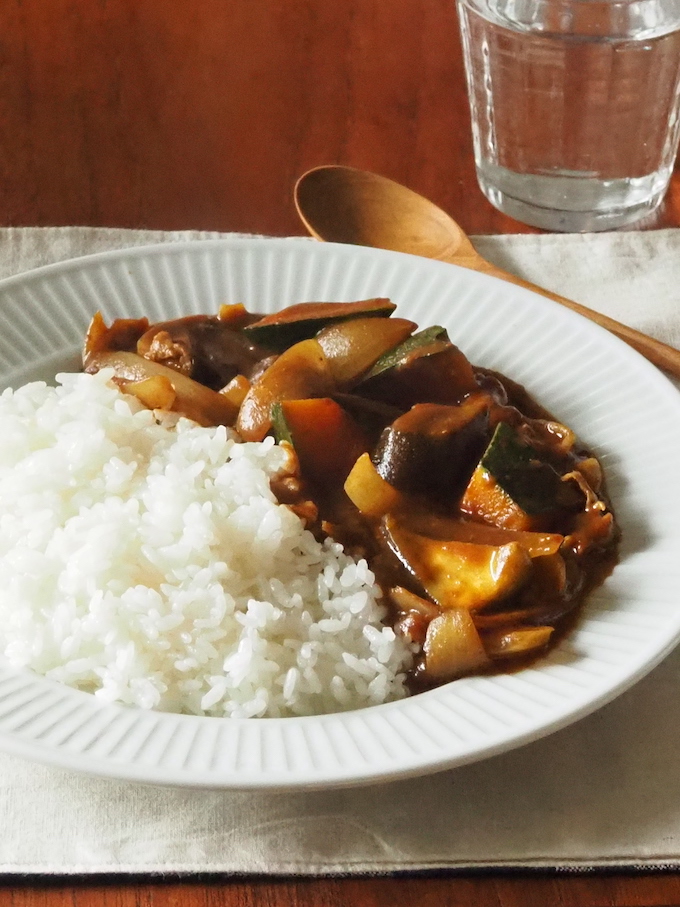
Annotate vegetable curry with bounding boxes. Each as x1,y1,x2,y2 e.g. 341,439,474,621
83,299,618,689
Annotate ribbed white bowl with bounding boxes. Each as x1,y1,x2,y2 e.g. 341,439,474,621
0,237,677,789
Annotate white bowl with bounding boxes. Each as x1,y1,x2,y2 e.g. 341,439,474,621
0,237,677,790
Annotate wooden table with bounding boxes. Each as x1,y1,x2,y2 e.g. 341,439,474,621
1,1,680,905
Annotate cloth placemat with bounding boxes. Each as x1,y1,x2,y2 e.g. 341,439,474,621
0,225,679,875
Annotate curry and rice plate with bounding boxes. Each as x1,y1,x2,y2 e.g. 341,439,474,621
0,299,618,718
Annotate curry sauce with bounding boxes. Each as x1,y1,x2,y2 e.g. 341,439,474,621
83,300,619,688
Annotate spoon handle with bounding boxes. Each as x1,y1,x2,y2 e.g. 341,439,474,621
469,256,680,378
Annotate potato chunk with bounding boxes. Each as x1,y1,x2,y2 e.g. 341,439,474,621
316,317,416,385
423,609,490,680
384,516,533,610
345,452,402,518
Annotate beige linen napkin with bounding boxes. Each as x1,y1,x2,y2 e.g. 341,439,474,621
0,226,678,875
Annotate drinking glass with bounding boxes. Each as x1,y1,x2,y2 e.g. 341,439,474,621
457,0,680,231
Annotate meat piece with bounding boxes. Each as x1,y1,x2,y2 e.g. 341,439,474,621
136,316,271,390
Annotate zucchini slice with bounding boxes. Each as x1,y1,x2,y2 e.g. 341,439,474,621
481,422,584,514
460,466,538,531
243,299,396,351
363,325,449,380
461,422,586,529
316,316,416,386
359,334,479,407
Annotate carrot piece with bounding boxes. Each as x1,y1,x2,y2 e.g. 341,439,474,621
460,465,540,531
278,398,368,487
217,303,253,329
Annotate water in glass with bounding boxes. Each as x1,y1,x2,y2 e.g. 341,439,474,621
457,0,680,230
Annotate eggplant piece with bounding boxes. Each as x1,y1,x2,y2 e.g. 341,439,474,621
383,515,533,611
331,393,404,447
372,395,491,502
243,299,396,351
359,334,479,407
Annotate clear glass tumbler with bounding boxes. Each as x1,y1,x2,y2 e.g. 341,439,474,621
457,0,680,231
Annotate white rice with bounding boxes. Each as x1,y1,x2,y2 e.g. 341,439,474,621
0,369,413,718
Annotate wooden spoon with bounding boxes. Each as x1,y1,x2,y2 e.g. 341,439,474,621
295,165,680,377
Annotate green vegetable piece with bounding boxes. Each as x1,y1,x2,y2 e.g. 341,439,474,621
358,330,478,408
481,422,584,515
363,325,449,381
270,401,293,445
243,299,396,351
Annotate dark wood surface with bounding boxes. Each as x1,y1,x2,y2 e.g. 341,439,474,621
1,1,680,904
2,0,680,237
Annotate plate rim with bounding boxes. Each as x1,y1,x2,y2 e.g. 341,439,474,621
0,236,677,790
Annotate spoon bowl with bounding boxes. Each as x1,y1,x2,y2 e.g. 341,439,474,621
295,165,478,265
295,165,680,377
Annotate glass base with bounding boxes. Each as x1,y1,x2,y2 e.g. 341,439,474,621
476,162,670,232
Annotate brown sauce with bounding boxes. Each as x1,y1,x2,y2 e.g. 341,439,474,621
83,303,620,690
